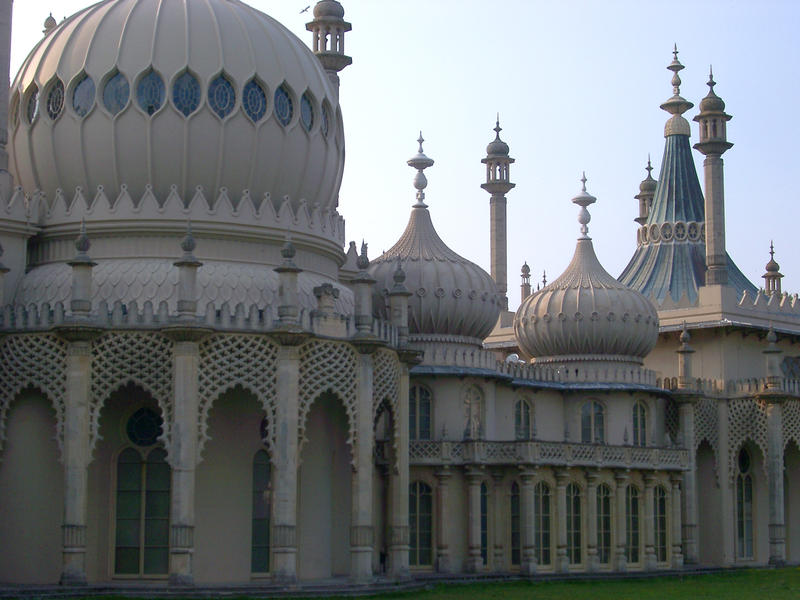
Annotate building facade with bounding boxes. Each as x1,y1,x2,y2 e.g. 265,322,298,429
0,0,798,587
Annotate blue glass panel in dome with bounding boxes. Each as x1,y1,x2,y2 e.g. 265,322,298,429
173,72,200,117
137,70,165,116
26,86,39,123
320,103,329,138
72,75,95,117
274,86,292,127
103,72,130,115
47,80,65,120
208,76,235,119
300,93,313,131
243,80,267,122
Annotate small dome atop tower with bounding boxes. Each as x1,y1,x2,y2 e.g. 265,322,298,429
486,118,510,157
43,13,57,35
699,67,726,113
314,0,346,19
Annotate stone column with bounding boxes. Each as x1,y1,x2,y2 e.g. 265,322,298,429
675,395,698,563
491,470,505,572
167,338,202,585
716,399,734,564
614,470,628,572
271,341,302,582
643,473,657,570
554,468,570,573
519,468,537,576
670,473,684,569
350,349,375,582
59,338,93,585
388,360,411,578
766,398,786,565
434,467,452,573
465,467,483,572
585,470,599,572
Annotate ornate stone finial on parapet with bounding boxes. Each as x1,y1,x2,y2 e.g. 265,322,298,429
520,262,531,304
660,45,694,137
306,1,352,94
43,13,57,36
542,270,547,288
677,321,695,389
68,220,97,317
0,241,9,307
174,221,203,320
408,132,435,208
572,172,597,240
764,325,783,390
388,258,412,346
763,242,783,295
274,233,302,327
313,282,340,317
351,240,376,334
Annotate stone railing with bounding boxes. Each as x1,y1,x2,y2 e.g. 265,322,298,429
498,361,658,387
662,376,800,398
398,439,688,471
0,300,399,347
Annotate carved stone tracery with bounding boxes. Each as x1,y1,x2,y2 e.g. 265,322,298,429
373,348,401,467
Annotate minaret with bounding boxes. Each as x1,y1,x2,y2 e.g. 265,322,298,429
306,1,352,95
694,67,733,285
43,13,57,36
520,262,531,304
481,117,515,311
763,242,783,295
0,0,13,173
634,157,657,226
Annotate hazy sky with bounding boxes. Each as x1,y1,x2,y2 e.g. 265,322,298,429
10,1,800,308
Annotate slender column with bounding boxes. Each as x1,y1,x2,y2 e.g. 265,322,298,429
434,467,451,573
490,194,508,310
60,340,92,585
585,470,599,572
350,350,375,582
554,468,570,573
168,339,201,585
519,468,537,575
491,470,505,572
271,343,301,582
643,473,657,570
701,154,728,285
716,399,733,564
614,470,628,572
388,361,410,578
670,474,684,568
766,399,786,565
676,396,698,563
465,467,483,572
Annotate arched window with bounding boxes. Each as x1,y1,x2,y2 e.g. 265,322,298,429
137,70,165,116
597,483,612,564
251,449,271,573
581,401,604,444
510,482,521,566
625,485,640,564
409,385,431,440
173,71,201,117
534,481,551,565
409,481,432,566
480,482,488,566
514,397,533,440
632,401,647,447
654,485,668,562
103,71,129,115
566,483,582,565
72,74,95,117
208,74,236,119
736,448,754,559
114,408,169,576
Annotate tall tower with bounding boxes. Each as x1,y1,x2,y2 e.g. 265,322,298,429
481,118,515,311
763,242,783,295
694,67,733,285
306,1,352,95
0,0,12,173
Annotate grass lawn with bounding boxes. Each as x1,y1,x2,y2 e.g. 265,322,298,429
333,568,800,600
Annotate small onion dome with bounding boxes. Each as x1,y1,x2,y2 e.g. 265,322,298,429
514,177,659,365
314,0,345,18
521,262,531,276
639,158,657,194
699,69,726,113
43,14,57,34
486,119,510,157
369,135,501,341
765,242,780,273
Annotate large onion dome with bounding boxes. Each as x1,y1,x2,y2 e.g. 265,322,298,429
369,136,501,342
514,177,659,365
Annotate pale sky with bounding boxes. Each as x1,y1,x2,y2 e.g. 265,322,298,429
11,1,800,307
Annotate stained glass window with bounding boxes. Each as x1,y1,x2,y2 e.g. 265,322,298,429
47,79,64,120
274,85,292,127
26,85,39,124
72,75,95,117
103,72,129,115
137,70,165,116
251,449,271,573
208,75,235,119
409,481,432,566
173,72,200,117
243,80,267,122
300,93,313,131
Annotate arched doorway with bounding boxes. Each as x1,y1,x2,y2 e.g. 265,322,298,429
696,440,722,565
784,441,800,562
298,391,352,579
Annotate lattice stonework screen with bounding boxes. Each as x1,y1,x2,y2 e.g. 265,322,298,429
0,334,68,456
727,398,768,481
90,332,174,454
298,340,357,460
198,334,278,458
785,400,800,451
373,348,401,466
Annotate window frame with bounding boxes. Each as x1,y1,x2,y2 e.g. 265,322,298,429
581,400,605,444
596,483,612,565
409,481,433,567
654,484,668,563
534,480,552,566
625,484,641,564
409,385,432,441
566,482,582,565
514,397,534,440
736,447,755,560
632,400,647,447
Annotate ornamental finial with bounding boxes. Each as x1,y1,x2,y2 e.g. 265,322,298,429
408,132,435,208
75,219,91,256
572,172,597,240
356,240,369,270
646,155,653,177
494,113,501,138
180,220,196,254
